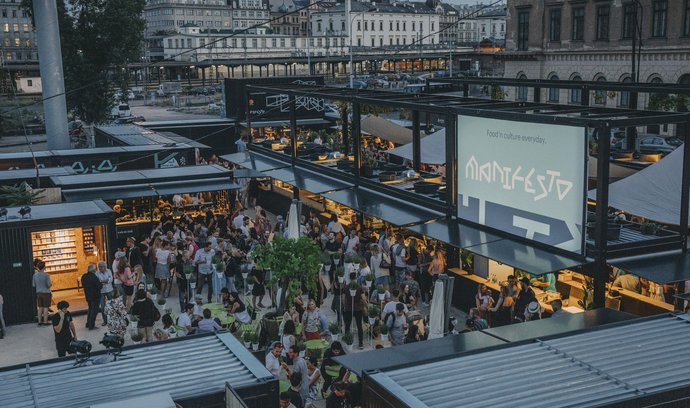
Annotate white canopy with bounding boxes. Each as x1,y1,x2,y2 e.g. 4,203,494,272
588,145,685,225
360,114,413,145
387,128,446,165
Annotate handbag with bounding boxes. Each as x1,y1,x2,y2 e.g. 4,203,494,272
380,258,391,269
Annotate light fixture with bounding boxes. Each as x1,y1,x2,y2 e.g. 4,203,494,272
0,208,7,221
68,339,92,366
19,206,31,219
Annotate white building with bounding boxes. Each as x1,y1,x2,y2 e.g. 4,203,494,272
310,1,441,49
161,24,345,61
144,0,233,36
0,0,38,62
457,7,505,44
231,0,270,34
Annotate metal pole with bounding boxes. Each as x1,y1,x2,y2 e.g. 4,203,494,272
33,0,69,150
445,114,457,216
593,124,611,308
352,102,361,178
412,111,421,171
289,95,298,163
347,0,353,89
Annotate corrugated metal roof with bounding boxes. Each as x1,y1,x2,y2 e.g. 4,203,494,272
0,333,273,408
369,314,690,408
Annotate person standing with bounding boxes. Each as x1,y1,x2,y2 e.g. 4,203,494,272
342,272,367,350
390,234,408,288
514,277,536,323
81,264,102,330
51,300,77,357
96,261,114,326
286,345,310,403
32,259,52,326
154,240,173,298
127,237,144,284
104,292,128,338
194,241,215,303
129,289,158,342
386,302,408,346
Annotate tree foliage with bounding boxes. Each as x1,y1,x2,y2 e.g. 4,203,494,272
0,182,45,206
250,236,322,309
648,93,690,113
23,0,146,123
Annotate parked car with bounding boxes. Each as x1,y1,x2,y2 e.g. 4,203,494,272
589,128,626,150
112,115,145,124
638,135,682,155
350,80,368,89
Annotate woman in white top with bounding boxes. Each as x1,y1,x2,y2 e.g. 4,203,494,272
281,319,296,359
357,259,371,285
154,240,173,297
369,244,391,290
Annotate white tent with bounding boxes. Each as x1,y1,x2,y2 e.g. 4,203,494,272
588,145,685,225
287,199,300,239
387,128,446,165
360,114,413,145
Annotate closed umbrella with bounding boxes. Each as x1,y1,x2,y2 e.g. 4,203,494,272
287,199,300,239
427,279,445,340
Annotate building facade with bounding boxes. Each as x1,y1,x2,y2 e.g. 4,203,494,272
160,24,344,61
504,0,690,110
269,0,300,35
310,1,441,49
0,0,38,63
144,0,234,36
456,7,506,45
231,0,270,34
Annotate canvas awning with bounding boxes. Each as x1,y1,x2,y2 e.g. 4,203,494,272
322,187,443,227
587,155,638,180
387,128,446,165
261,166,352,194
588,146,685,225
62,185,158,201
220,151,290,173
360,114,413,145
152,178,240,196
610,250,690,284
406,218,503,249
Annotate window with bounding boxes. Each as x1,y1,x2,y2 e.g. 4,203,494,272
685,0,690,36
652,0,668,37
357,21,360,31
517,11,529,51
403,21,406,31
27,79,32,87
380,21,383,30
622,4,636,39
594,76,607,105
619,77,632,108
570,75,582,104
412,21,416,31
548,75,559,102
364,21,368,31
572,7,584,41
390,21,393,31
516,74,528,101
22,23,29,33
549,9,561,41
596,6,609,40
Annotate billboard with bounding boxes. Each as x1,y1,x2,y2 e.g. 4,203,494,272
457,115,587,254
224,76,325,121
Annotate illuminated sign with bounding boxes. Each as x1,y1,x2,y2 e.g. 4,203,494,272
457,116,587,254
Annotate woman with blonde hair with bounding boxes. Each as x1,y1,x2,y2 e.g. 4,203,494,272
369,244,391,290
116,257,135,307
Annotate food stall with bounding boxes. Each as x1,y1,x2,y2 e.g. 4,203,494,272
50,165,240,241
0,200,116,324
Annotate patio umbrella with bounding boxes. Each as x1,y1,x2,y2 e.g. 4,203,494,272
287,198,300,239
427,279,446,340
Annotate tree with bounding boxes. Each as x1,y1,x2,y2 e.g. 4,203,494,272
23,0,146,123
250,236,322,311
0,182,45,206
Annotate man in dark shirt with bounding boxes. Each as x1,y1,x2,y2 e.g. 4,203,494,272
126,237,142,269
326,381,352,408
285,372,304,408
52,300,77,356
81,264,102,329
514,277,536,322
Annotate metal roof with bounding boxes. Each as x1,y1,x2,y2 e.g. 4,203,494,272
367,314,690,408
246,84,690,127
0,200,113,227
0,333,273,408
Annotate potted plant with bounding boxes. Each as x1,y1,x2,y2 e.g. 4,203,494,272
640,221,660,236
130,332,143,344
336,266,345,284
189,274,197,290
183,263,194,280
342,331,354,350
250,332,260,350
214,257,226,279
348,282,358,297
364,273,374,288
164,307,172,316
128,314,139,330
149,285,158,301
242,330,252,348
241,264,249,281
343,253,356,273
368,305,380,325
380,320,389,342
329,321,340,341
157,297,167,306
146,283,153,292
361,150,378,177
376,285,386,302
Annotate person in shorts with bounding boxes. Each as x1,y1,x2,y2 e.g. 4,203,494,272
32,259,52,326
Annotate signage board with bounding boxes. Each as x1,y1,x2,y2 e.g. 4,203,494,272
457,115,587,254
